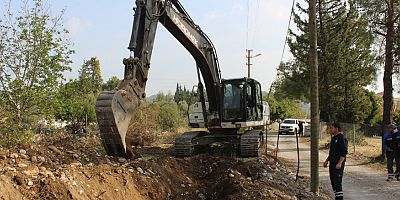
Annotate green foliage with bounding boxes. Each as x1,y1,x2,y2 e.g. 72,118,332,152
264,91,306,121
363,90,381,125
153,92,187,132
0,110,35,147
53,79,97,123
173,83,199,118
174,83,198,113
53,57,102,123
102,76,120,91
127,101,158,145
393,110,400,127
0,0,73,145
285,0,377,123
355,0,400,126
79,57,103,94
0,0,73,124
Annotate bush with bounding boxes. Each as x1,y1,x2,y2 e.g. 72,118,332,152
155,101,187,132
0,117,35,147
127,102,158,146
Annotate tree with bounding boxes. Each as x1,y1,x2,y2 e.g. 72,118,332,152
153,92,187,131
286,0,377,123
79,57,103,94
0,0,73,126
102,76,120,91
264,87,306,121
355,0,400,127
53,79,96,123
54,58,103,124
173,83,199,119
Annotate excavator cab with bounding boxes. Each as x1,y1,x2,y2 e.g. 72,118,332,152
221,78,263,125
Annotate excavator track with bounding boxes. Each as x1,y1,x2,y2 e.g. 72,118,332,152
240,130,265,157
174,131,209,157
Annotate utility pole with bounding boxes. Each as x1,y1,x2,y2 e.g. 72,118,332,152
309,0,320,194
246,49,261,78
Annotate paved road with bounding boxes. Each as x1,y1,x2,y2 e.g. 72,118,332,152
266,132,400,200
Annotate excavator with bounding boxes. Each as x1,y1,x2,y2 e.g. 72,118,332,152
95,0,267,158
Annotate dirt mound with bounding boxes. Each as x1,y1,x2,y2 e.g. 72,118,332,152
0,133,330,200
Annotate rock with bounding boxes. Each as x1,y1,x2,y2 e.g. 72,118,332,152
6,167,16,172
70,162,82,167
60,173,68,182
228,173,235,178
87,163,94,167
9,153,18,159
115,169,123,174
118,158,127,163
128,168,134,173
147,169,156,175
73,154,79,159
19,149,27,155
71,181,77,186
67,151,75,154
79,190,84,195
180,184,186,188
0,154,6,160
198,193,206,200
48,145,62,155
20,154,29,160
37,156,45,163
136,167,144,174
267,174,273,180
39,166,46,171
14,176,24,185
27,180,33,186
30,156,38,163
23,167,39,176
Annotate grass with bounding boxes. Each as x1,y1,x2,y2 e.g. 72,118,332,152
302,134,387,171
317,135,386,171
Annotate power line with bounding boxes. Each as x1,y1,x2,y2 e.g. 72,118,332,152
246,0,250,48
250,0,261,47
280,0,296,64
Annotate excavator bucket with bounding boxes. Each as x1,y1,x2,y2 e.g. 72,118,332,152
95,87,140,157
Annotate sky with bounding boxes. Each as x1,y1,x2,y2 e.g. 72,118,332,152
42,0,294,96
3,0,386,96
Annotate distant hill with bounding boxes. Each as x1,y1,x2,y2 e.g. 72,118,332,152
146,94,158,102
262,91,268,97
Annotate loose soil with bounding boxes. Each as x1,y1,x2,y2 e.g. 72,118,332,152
0,132,330,200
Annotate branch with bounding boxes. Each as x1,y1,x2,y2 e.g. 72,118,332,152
374,30,387,37
394,13,400,23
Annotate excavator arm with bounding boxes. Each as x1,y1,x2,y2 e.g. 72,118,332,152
96,0,222,157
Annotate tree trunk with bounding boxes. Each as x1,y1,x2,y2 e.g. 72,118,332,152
309,0,320,193
382,0,395,156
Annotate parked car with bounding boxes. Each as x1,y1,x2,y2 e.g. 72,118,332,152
279,118,299,135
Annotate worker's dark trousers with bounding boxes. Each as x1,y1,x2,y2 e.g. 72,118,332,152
386,150,400,177
329,164,345,200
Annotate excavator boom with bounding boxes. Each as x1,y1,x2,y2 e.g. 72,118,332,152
96,0,222,157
